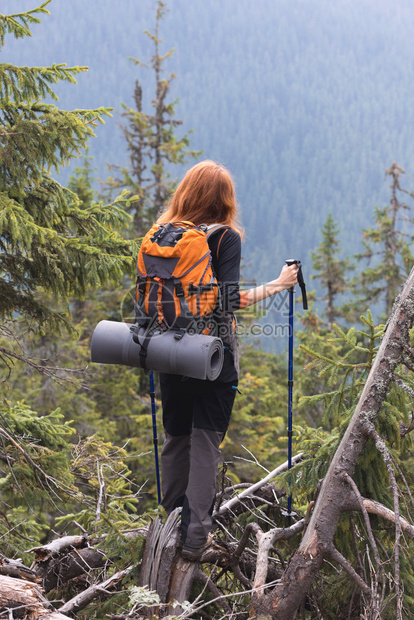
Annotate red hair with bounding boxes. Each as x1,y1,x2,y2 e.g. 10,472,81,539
158,160,243,235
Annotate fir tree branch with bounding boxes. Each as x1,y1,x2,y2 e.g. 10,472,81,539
0,420,81,512
0,345,89,389
0,426,59,490
0,2,51,46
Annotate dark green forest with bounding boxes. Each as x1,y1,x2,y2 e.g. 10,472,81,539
3,0,414,288
3,2,414,619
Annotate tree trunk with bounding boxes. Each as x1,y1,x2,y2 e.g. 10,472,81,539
251,267,414,619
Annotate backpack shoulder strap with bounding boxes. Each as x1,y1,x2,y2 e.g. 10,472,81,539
206,223,229,239
215,228,229,260
206,224,232,260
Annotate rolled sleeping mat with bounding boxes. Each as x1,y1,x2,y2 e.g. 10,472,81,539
90,320,224,381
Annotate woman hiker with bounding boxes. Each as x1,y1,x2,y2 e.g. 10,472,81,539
157,160,298,561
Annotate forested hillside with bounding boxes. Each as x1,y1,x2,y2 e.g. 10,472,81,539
4,4,414,618
3,0,414,286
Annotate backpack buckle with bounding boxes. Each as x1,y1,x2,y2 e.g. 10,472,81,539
174,328,186,341
174,278,185,297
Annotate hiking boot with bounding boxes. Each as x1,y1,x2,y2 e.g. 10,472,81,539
181,532,213,561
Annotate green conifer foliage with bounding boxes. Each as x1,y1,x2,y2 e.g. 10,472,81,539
3,158,158,507
1,0,202,512
311,212,351,328
0,6,149,575
223,346,287,482
104,0,201,235
347,162,414,321
0,400,147,571
0,2,138,355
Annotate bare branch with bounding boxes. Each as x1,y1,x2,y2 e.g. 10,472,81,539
343,473,383,572
253,519,305,595
362,499,414,540
393,377,414,400
95,462,105,529
58,566,133,616
41,548,109,593
27,535,88,561
215,453,303,516
0,345,89,389
401,357,414,373
194,568,232,614
401,339,414,362
258,269,414,619
233,522,262,562
0,556,38,582
327,544,371,596
369,428,403,620
350,513,367,583
390,452,414,509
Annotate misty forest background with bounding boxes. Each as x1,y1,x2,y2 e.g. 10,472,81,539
4,0,414,284
4,1,414,618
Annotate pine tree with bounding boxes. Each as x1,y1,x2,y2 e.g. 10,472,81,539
0,1,201,511
311,212,351,329
347,162,414,320
104,0,200,235
3,157,160,505
0,1,138,379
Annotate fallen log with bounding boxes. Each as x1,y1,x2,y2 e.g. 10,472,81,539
0,556,38,582
0,575,71,619
41,547,108,592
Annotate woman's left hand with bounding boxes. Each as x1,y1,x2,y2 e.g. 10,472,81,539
276,263,299,290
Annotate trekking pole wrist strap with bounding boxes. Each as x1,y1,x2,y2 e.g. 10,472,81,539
285,259,308,310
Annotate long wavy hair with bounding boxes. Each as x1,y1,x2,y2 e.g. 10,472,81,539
158,160,243,235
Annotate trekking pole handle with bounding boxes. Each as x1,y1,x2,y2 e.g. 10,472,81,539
285,259,308,310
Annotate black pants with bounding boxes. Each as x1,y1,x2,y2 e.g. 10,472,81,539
160,364,237,549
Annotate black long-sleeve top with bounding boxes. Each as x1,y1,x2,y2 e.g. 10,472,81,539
208,227,243,313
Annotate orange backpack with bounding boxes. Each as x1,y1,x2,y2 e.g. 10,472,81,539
134,221,226,349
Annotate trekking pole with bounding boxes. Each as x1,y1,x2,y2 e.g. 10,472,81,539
149,370,162,505
284,260,308,522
